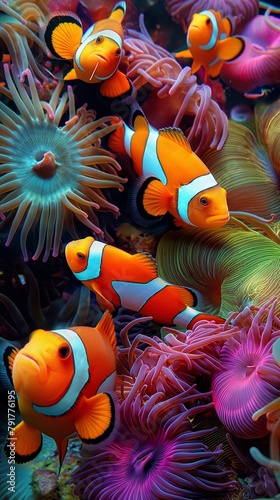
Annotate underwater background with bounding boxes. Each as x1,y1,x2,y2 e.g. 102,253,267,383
0,0,280,498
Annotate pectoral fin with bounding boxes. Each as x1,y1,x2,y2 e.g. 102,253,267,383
100,70,131,98
5,421,42,463
143,179,171,216
75,393,116,444
218,37,244,61
64,67,79,81
175,48,193,59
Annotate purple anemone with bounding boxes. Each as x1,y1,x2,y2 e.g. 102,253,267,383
72,365,236,499
212,298,280,439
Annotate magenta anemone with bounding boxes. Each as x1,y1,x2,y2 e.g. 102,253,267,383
0,64,126,261
72,365,236,499
165,0,259,32
212,298,280,439
221,12,280,93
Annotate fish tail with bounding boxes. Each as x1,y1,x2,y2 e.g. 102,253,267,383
174,306,225,330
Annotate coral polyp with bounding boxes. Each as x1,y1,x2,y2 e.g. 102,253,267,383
0,65,126,261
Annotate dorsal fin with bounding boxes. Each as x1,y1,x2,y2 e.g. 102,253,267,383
158,127,192,151
133,111,149,132
131,252,158,278
172,285,197,307
109,1,126,23
96,310,117,354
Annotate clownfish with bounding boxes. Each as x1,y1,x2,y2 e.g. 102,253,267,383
175,9,244,81
65,236,225,328
2,312,117,469
43,1,131,97
108,112,230,228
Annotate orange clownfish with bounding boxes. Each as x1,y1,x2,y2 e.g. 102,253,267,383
65,236,225,329
43,1,131,97
175,9,244,81
108,112,230,228
2,312,117,469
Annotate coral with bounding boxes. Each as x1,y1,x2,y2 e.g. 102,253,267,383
72,366,236,499
212,298,280,439
123,15,228,155
156,226,280,319
164,0,259,32
0,64,126,261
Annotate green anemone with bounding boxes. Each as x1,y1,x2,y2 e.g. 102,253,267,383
156,225,280,318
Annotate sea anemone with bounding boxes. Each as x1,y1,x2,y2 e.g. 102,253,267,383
0,0,50,81
165,0,259,32
0,64,126,261
156,225,280,319
123,15,228,155
72,365,236,499
220,12,280,93
211,298,280,439
250,336,280,490
200,110,280,219
255,98,280,178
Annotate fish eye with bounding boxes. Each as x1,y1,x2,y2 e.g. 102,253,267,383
77,252,85,260
200,197,209,206
58,345,71,359
206,18,211,25
115,48,121,57
95,35,104,44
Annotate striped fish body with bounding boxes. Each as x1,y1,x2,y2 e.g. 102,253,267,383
175,9,244,80
109,113,229,228
65,236,225,328
3,312,117,468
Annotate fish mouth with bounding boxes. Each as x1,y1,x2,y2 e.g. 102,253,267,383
205,214,230,225
20,352,40,368
97,54,107,62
